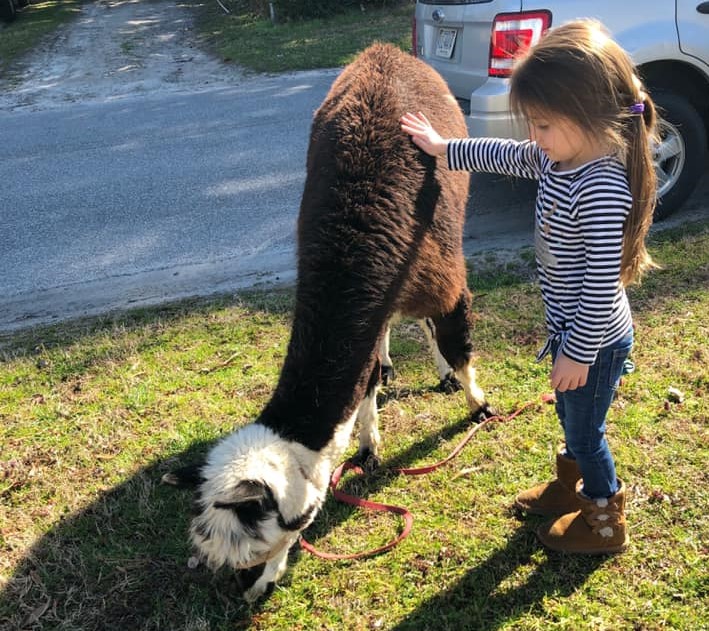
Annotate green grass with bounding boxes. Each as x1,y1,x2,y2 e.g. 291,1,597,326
1,221,707,630
192,0,416,72
0,0,84,78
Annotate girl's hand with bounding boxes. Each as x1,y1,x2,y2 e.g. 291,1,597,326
400,111,449,157
551,352,589,392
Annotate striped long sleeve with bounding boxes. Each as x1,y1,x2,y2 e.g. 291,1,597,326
447,137,544,180
558,171,633,363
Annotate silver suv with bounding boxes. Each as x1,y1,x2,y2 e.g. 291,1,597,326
412,1,709,218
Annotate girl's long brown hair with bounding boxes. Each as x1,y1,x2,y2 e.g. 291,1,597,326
510,19,658,285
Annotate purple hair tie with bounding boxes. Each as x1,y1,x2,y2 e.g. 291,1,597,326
628,102,645,115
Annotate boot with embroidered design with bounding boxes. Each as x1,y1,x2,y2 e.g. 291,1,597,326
514,446,583,516
536,479,629,554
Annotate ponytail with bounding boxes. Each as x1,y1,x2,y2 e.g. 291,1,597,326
619,84,659,286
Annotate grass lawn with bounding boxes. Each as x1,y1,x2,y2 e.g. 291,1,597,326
1,221,707,630
191,0,416,73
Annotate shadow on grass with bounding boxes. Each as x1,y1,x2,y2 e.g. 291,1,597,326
390,527,607,631
0,440,258,630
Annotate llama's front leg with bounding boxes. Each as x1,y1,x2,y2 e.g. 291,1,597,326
353,362,381,472
431,291,490,418
241,536,297,603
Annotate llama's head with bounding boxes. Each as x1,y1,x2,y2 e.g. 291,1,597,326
166,423,327,581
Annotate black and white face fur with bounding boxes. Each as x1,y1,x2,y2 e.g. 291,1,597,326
168,409,359,601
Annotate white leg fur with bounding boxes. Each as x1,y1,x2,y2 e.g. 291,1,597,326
456,362,487,411
420,318,486,412
243,535,297,603
356,388,380,458
379,324,393,371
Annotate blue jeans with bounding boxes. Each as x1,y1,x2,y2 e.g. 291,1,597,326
552,329,633,499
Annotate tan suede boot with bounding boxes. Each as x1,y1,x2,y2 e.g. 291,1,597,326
536,479,629,554
514,447,583,516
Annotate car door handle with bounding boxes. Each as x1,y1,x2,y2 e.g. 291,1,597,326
697,1,709,13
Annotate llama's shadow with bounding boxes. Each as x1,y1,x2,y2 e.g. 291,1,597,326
295,402,496,548
0,440,256,629
377,373,464,407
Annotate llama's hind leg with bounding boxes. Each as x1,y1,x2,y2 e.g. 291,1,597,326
420,317,463,394
353,360,382,472
430,290,490,418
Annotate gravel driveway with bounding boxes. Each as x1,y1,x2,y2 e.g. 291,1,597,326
0,0,244,111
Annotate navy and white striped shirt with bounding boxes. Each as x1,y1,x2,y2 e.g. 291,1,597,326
448,137,633,365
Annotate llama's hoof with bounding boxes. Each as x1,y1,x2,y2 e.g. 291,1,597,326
352,448,382,473
235,563,268,599
243,580,275,604
473,403,497,422
381,365,395,385
435,373,463,394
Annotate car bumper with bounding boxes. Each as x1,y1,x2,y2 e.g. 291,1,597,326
464,77,527,140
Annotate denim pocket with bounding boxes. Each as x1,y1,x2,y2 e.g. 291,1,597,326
608,346,632,390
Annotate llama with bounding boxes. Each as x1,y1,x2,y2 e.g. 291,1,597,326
163,43,489,602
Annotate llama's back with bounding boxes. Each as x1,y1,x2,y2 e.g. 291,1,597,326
298,43,470,318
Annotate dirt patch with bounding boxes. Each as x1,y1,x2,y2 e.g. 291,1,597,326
0,0,243,111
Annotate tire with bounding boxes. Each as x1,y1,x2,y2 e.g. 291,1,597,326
0,0,17,22
652,92,707,220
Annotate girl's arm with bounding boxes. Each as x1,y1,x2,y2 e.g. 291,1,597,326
400,111,543,180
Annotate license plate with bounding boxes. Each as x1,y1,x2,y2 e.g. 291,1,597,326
435,28,457,59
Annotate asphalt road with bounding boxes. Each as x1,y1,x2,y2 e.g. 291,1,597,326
1,72,337,331
1,0,708,333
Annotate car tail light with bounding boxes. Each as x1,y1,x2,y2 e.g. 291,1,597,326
411,15,418,57
489,11,551,77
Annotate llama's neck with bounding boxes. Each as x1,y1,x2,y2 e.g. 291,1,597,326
258,285,387,452
286,406,360,490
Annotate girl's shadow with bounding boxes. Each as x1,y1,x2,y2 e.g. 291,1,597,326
389,526,607,631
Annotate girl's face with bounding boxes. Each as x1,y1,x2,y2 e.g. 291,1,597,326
526,113,606,170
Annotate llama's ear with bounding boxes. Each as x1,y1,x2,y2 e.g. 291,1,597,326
213,481,277,532
161,463,205,488
213,480,271,509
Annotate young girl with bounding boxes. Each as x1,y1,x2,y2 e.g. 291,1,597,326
401,19,657,554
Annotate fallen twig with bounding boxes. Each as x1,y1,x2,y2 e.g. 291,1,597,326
215,0,230,14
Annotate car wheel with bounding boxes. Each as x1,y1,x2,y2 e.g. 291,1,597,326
17,0,29,7
652,92,707,220
0,0,17,22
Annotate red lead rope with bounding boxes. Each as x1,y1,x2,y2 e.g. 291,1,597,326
299,394,553,560
298,460,415,560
